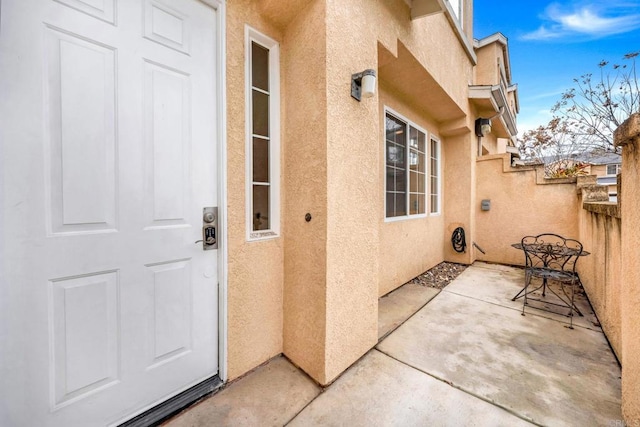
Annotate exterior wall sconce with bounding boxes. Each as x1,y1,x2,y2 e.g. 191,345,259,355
475,118,492,137
351,69,376,101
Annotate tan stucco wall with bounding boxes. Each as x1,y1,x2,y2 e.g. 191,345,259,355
475,154,580,266
281,0,329,384
616,114,640,424
378,85,445,297
373,1,474,112
577,208,622,360
474,43,499,86
323,0,382,382
225,1,285,380
443,131,476,264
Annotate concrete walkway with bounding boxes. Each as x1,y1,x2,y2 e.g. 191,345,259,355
164,262,622,427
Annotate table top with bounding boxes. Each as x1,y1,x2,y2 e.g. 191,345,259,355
511,242,590,257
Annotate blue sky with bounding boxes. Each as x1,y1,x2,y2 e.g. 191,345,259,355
473,0,640,136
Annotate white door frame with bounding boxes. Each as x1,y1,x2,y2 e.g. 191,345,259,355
210,0,229,383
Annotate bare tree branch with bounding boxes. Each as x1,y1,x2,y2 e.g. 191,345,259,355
548,52,639,153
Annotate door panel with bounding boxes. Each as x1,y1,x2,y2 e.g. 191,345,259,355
45,25,118,234
50,271,120,408
0,0,220,425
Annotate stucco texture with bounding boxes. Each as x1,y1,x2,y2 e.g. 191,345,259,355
475,154,580,266
322,0,381,384
225,1,286,380
578,208,622,360
617,114,640,424
281,0,330,384
443,131,476,265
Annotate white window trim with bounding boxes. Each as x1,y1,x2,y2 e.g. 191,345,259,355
245,26,280,241
447,0,463,28
384,106,429,223
429,135,442,216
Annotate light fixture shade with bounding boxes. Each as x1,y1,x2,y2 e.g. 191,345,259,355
351,69,377,101
361,69,376,98
475,118,492,137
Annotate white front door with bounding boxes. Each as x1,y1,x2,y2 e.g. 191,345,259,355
0,0,222,425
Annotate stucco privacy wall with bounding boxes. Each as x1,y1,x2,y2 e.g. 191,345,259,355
378,84,445,297
475,154,580,266
577,205,622,360
615,114,640,423
226,1,285,380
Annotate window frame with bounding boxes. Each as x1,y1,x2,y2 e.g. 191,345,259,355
429,136,441,216
245,26,280,241
606,163,621,176
383,107,430,222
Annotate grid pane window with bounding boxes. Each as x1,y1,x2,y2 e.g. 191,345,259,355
385,112,427,218
246,35,279,238
247,32,279,239
250,41,271,231
606,164,621,175
430,137,440,214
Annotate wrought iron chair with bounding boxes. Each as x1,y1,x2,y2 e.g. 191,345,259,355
520,233,583,328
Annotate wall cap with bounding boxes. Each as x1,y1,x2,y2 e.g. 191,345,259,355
614,113,640,147
583,201,620,218
581,184,609,202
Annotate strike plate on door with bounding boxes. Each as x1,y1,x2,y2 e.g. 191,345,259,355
196,207,218,250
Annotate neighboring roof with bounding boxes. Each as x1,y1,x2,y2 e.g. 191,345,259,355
534,152,621,165
582,152,622,165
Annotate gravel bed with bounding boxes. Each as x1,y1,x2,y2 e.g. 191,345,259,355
407,262,468,290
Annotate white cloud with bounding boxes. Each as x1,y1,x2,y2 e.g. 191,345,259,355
521,2,640,41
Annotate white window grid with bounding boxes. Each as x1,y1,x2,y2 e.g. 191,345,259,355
245,26,280,241
384,107,437,221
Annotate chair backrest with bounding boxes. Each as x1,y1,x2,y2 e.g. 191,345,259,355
521,233,583,274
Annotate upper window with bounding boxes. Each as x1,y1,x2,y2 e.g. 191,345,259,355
385,111,428,218
606,164,621,176
246,27,280,240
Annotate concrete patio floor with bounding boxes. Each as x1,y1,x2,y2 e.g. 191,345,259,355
163,262,622,427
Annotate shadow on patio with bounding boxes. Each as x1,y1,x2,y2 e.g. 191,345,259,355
164,262,622,426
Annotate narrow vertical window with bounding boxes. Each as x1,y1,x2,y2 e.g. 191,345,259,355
430,137,441,215
385,114,407,218
246,28,280,240
385,110,427,219
409,126,426,215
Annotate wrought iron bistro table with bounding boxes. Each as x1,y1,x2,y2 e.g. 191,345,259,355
511,242,590,316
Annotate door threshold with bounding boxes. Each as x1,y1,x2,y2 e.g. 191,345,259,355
119,375,224,427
